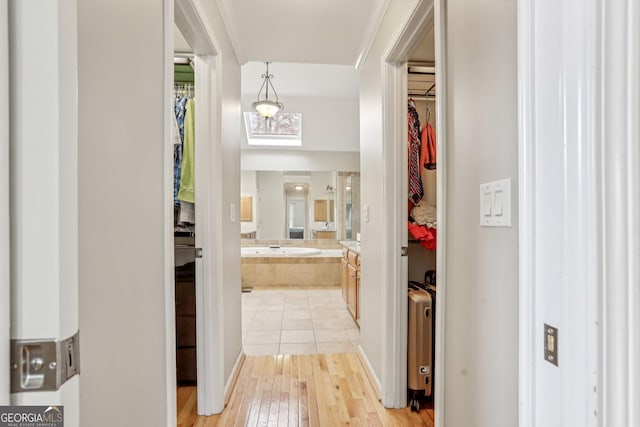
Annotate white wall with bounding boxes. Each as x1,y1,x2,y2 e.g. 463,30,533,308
443,2,519,425
77,0,168,425
358,0,413,390
241,95,360,152
242,150,359,172
256,172,284,239
358,0,518,425
78,0,242,421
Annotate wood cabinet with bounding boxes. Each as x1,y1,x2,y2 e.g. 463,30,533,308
240,196,253,222
313,230,336,239
341,246,361,324
314,199,328,221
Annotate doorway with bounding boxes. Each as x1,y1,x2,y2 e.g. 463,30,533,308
379,0,445,423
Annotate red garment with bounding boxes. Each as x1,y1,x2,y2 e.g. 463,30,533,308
408,221,437,251
421,123,436,170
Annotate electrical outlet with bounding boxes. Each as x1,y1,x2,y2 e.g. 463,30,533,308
544,324,558,366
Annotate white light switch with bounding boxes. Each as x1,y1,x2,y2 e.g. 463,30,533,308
493,190,504,215
480,179,511,227
482,192,493,216
363,204,370,222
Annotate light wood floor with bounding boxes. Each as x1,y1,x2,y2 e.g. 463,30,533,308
177,352,434,426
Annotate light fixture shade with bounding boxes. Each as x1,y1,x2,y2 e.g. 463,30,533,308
252,100,284,118
253,62,284,118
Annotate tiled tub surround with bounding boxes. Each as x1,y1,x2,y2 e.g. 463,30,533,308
242,288,360,356
241,240,342,288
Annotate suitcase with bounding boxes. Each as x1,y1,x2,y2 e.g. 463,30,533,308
408,281,436,412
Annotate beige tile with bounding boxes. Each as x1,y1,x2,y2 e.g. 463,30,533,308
259,302,284,312
243,343,279,356
283,310,311,320
284,302,309,311
279,342,317,355
310,308,339,319
280,329,316,344
244,330,280,345
340,316,359,329
346,328,360,342
282,318,313,330
249,318,283,331
254,311,283,321
312,318,345,329
314,329,350,343
316,342,357,354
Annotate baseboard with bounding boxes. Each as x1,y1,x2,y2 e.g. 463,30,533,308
357,344,382,400
224,351,246,406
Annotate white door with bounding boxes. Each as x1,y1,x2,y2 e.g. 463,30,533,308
7,0,79,425
1,0,10,405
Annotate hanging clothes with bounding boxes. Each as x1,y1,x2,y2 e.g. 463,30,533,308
173,95,188,207
178,97,195,204
422,122,436,170
408,99,423,205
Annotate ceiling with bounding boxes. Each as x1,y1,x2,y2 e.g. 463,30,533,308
218,0,380,65
241,62,359,98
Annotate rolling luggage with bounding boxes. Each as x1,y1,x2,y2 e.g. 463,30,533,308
408,281,436,412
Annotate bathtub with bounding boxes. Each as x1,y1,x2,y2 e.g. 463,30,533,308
241,246,342,288
241,246,322,257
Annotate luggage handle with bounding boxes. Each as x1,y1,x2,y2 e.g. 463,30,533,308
424,307,430,318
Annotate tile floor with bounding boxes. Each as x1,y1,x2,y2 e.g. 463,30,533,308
242,288,360,356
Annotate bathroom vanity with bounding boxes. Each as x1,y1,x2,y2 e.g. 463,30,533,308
340,241,361,324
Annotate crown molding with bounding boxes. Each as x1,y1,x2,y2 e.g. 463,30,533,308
216,0,245,64
354,0,391,70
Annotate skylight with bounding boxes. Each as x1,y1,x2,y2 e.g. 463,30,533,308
243,112,302,147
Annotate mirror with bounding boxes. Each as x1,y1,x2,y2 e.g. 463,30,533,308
240,170,360,241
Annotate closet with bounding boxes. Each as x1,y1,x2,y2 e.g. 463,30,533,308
405,26,437,415
173,57,198,385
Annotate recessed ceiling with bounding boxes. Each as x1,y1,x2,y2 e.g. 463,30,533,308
219,0,381,65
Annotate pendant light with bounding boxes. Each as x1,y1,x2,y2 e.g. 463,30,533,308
252,61,284,118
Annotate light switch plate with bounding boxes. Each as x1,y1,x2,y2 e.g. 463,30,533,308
480,178,511,227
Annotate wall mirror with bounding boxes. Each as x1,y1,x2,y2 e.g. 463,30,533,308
241,170,360,241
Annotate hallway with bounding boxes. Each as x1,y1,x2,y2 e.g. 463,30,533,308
177,352,434,426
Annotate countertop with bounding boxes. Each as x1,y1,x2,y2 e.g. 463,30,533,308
339,240,361,254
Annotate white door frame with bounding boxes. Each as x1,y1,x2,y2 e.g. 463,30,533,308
0,0,10,405
517,0,640,425
167,0,223,417
380,0,442,417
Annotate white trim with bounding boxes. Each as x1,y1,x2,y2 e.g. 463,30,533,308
165,0,225,417
194,55,226,415
357,345,382,398
378,0,435,410
162,0,177,425
216,0,244,64
354,0,391,70
0,0,10,405
601,0,640,425
175,0,217,57
516,0,535,425
224,353,245,404
380,60,408,408
432,1,446,425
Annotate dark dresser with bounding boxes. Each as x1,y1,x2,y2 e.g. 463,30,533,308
175,233,196,384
